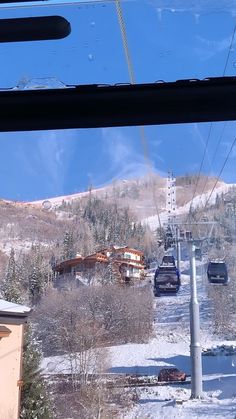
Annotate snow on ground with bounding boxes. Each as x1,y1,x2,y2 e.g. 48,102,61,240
0,239,49,256
143,183,235,231
203,345,236,356
0,299,31,314
41,256,236,418
41,354,75,375
108,257,236,418
29,186,107,208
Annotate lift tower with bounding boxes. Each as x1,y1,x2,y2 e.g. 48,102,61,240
164,172,177,250
166,171,177,227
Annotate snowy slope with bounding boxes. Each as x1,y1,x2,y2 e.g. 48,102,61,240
29,187,106,207
143,183,235,230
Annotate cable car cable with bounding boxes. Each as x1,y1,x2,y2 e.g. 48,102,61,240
197,135,236,218
199,22,236,200
115,0,162,231
186,20,236,224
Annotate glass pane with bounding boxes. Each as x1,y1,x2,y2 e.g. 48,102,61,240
1,0,236,88
0,2,235,418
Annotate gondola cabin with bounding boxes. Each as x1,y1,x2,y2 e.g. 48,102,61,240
154,265,180,297
161,255,176,267
207,261,228,284
195,248,202,261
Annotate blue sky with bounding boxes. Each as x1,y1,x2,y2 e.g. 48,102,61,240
0,0,236,200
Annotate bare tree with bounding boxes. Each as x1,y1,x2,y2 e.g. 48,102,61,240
35,286,142,418
35,284,154,354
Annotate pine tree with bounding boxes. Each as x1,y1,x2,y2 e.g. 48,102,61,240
2,251,53,418
28,247,49,305
62,230,75,260
2,248,22,303
20,324,53,419
105,259,115,284
29,266,42,305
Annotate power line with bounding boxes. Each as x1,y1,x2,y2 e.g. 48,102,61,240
223,22,236,76
208,122,227,168
186,20,236,224
199,22,236,200
200,121,227,197
185,123,213,223
197,136,236,218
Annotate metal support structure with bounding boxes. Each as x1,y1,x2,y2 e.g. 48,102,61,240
176,226,181,275
166,171,177,227
170,221,217,243
188,241,203,399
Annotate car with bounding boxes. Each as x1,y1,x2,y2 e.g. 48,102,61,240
158,368,186,382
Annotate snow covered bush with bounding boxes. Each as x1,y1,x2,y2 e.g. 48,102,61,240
202,344,236,356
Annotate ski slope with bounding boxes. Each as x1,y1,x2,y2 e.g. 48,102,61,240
143,183,235,231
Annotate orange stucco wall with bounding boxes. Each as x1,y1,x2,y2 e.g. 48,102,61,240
0,323,24,419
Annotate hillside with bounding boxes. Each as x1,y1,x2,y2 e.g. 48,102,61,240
29,173,225,222
2,173,236,418
0,199,68,255
0,173,233,268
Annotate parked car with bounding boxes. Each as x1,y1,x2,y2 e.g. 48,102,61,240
158,368,186,382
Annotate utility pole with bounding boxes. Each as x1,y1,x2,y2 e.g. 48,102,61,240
176,226,181,276
189,240,203,399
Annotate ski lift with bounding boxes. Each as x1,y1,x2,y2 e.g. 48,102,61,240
207,261,228,285
195,248,202,261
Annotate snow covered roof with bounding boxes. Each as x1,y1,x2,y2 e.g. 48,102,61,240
0,299,31,316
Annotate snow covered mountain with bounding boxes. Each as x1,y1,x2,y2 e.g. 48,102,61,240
0,174,234,263
28,174,233,225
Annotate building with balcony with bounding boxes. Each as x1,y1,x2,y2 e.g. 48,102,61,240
53,246,145,285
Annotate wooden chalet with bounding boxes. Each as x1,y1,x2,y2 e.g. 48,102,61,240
53,246,145,284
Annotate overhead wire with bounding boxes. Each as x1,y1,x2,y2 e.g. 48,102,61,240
115,0,135,85
186,20,236,224
222,22,236,76
185,123,213,223
197,135,236,217
115,0,162,230
198,22,236,201
199,121,227,197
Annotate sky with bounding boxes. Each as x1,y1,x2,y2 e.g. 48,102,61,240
1,0,236,200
